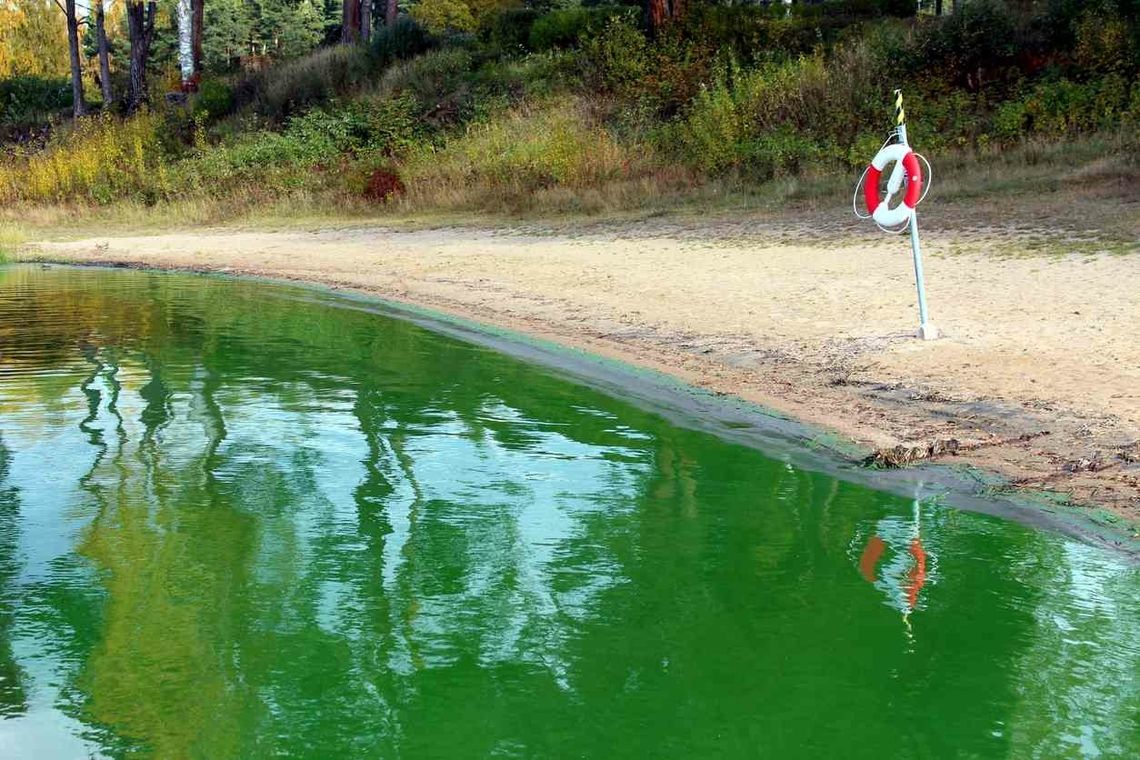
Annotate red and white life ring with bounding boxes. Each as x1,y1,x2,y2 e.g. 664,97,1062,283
863,143,923,227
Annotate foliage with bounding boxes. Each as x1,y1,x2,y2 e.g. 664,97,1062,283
192,95,423,183
0,76,72,129
528,6,629,52
411,0,479,34
993,75,1139,140
1074,9,1138,76
0,112,171,204
235,44,376,121
193,79,236,121
371,16,437,66
376,48,475,113
484,8,540,54
1,0,1138,216
0,0,69,78
414,0,524,35
673,56,846,177
258,0,327,59
581,15,717,118
204,0,256,69
200,0,335,67
912,0,1018,89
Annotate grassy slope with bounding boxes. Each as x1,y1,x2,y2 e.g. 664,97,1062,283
2,8,1139,245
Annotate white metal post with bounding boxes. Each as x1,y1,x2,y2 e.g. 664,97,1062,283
893,93,938,340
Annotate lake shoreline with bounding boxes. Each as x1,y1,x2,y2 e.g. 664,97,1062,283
22,220,1140,545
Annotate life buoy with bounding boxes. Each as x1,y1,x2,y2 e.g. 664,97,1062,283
862,143,923,227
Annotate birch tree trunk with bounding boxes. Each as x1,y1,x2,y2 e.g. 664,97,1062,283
177,0,193,86
361,0,371,43
385,0,396,26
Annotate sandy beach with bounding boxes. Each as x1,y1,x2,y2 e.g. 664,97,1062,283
29,220,1140,526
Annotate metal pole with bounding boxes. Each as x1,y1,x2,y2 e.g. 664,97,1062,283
893,90,937,340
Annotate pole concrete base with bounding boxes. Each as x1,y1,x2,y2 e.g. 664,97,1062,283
916,323,939,341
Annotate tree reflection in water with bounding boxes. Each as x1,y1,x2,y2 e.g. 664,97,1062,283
0,266,1136,759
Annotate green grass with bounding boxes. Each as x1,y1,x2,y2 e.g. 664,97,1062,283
0,222,26,262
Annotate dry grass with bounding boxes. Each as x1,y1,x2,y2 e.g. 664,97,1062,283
4,119,1137,246
395,97,669,213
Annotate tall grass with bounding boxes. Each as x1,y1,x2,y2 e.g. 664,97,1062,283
399,97,659,211
234,45,377,121
0,112,171,204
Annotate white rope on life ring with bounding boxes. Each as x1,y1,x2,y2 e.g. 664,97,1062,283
862,143,924,228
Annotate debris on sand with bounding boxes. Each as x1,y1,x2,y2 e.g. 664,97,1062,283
866,431,1051,469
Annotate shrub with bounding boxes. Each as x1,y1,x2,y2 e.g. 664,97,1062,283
411,0,477,34
913,0,1018,89
484,8,540,54
0,76,71,129
194,94,423,183
528,6,629,52
468,50,580,102
235,45,376,121
994,75,1137,140
363,167,406,202
192,79,235,121
371,16,437,66
581,15,718,118
672,51,882,177
1074,10,1137,76
580,16,651,95
374,47,477,126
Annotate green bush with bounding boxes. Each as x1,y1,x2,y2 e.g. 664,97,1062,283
193,94,423,184
192,79,236,121
994,75,1137,140
377,47,474,111
371,16,437,66
672,49,883,177
581,15,719,118
580,16,650,95
913,0,1018,89
0,76,72,129
236,45,377,121
484,8,540,54
1074,10,1137,76
468,50,581,102
528,6,629,52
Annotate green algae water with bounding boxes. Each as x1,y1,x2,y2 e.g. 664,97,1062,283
0,265,1137,759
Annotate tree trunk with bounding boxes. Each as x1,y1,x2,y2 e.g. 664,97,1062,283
192,0,204,78
385,0,396,26
64,0,87,117
646,0,668,36
342,0,360,44
361,0,371,43
177,0,193,85
672,0,686,24
96,0,114,107
127,1,157,113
